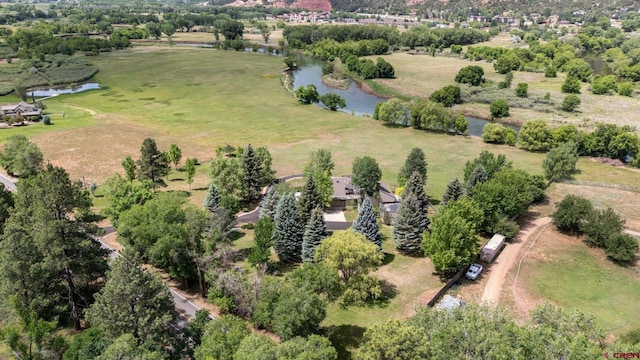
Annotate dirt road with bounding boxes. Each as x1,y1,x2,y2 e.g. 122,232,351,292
481,216,552,304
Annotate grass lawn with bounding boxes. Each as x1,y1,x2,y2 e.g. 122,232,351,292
521,229,640,334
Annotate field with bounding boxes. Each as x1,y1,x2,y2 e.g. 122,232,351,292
372,51,640,129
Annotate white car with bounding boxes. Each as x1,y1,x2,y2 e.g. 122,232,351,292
465,263,483,280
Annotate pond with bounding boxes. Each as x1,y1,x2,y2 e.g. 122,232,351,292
291,58,519,136
28,83,100,97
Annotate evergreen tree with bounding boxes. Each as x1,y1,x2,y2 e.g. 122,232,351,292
403,172,430,217
86,254,175,346
0,165,109,330
398,148,427,187
352,197,381,250
136,138,170,187
442,178,463,205
203,183,221,213
303,149,335,206
272,193,304,262
298,176,323,226
249,217,274,267
393,193,429,254
465,164,488,195
259,187,280,220
256,147,276,186
302,207,328,262
242,144,263,203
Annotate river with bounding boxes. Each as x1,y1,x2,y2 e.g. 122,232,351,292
291,58,519,136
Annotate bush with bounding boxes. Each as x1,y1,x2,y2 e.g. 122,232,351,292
482,122,507,144
605,233,639,263
489,99,509,118
561,94,581,112
450,44,463,53
455,65,484,86
544,65,557,78
504,71,514,88
552,195,594,234
618,82,634,97
429,85,461,107
562,76,581,94
515,83,528,98
518,119,551,151
591,75,618,95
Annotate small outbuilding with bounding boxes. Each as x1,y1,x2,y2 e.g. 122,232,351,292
435,295,465,311
480,234,506,263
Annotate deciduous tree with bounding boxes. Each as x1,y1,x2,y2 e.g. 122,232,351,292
422,198,482,273
552,194,594,234
581,208,625,248
543,141,579,183
354,320,429,360
0,134,43,178
210,156,243,203
168,143,182,170
518,120,552,151
121,155,136,182
304,149,334,206
352,156,382,197
315,230,383,282
195,315,250,360
185,158,196,189
605,233,639,263
295,85,319,104
454,65,484,86
319,93,346,111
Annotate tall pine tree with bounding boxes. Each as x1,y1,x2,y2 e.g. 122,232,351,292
272,193,304,262
136,138,170,187
441,178,463,205
242,144,263,203
203,183,221,213
249,217,274,267
298,176,323,226
403,171,430,218
301,207,328,262
0,165,109,330
259,187,280,220
393,192,429,254
398,148,427,187
352,197,381,250
465,164,488,195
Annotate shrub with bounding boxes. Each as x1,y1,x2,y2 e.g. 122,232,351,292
489,99,509,118
504,128,517,146
455,65,484,86
518,119,551,151
562,76,581,94
561,94,581,112
515,83,528,98
504,71,514,88
482,123,507,143
605,233,639,263
591,75,618,95
618,82,634,96
544,65,557,78
429,85,461,107
451,44,463,53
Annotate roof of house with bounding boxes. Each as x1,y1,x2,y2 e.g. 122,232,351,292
379,182,399,204
1,101,41,115
332,177,358,200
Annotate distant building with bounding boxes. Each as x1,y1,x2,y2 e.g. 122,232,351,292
468,15,487,23
1,101,42,119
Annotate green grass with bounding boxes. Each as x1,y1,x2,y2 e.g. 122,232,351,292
526,245,640,334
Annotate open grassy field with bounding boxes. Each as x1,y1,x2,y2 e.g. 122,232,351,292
508,226,640,335
371,51,640,129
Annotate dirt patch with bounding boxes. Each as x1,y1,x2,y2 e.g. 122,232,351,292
63,103,97,116
480,215,551,304
590,157,626,167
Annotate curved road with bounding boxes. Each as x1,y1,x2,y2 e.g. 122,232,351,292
0,175,202,329
237,174,353,230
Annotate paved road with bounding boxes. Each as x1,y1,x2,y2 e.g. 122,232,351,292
237,174,353,230
0,174,17,192
2,176,202,328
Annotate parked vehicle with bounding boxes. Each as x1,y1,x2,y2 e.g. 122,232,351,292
465,263,483,280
